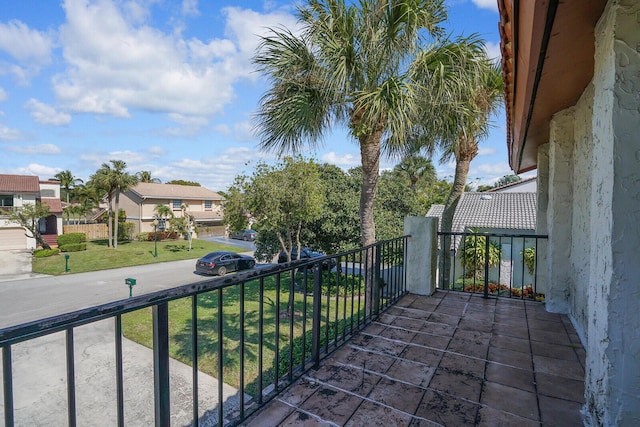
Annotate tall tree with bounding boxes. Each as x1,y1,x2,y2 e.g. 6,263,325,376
394,154,437,192
53,171,83,219
89,160,138,248
253,0,484,247
136,170,161,183
9,202,52,250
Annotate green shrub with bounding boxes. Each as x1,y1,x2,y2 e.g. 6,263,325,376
59,243,87,252
148,231,178,241
136,232,149,241
34,248,60,257
118,222,135,241
58,233,86,246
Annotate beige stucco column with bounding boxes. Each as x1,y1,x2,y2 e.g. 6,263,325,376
546,109,575,314
535,144,549,297
584,1,640,425
403,216,438,295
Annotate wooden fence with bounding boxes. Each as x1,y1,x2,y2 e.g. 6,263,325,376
63,223,108,240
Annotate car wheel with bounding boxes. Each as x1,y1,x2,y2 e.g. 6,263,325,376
218,266,227,276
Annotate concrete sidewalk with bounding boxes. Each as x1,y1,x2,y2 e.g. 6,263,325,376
0,318,244,426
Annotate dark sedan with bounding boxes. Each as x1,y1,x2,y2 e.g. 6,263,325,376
195,251,256,276
277,247,337,270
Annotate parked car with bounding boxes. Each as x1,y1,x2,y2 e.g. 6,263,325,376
277,247,336,270
195,251,256,276
230,229,257,241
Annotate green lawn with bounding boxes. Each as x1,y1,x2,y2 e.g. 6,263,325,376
32,239,243,275
121,272,366,397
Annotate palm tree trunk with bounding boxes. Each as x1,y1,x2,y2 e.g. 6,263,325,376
359,133,381,247
441,152,473,289
113,191,120,249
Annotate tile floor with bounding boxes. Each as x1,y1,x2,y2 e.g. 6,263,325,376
242,290,586,426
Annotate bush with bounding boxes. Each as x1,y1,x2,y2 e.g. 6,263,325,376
58,233,86,246
148,231,178,241
136,232,149,241
59,243,87,252
34,248,60,257
118,222,135,241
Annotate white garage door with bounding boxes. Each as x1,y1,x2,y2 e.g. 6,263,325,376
0,228,27,250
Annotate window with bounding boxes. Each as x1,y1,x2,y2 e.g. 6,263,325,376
40,189,55,197
172,199,182,210
0,195,13,207
204,200,212,210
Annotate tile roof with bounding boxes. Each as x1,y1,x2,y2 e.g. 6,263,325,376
426,192,537,233
129,183,224,200
0,174,40,193
41,198,63,214
486,176,537,192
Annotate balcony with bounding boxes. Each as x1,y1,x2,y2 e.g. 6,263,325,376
1,225,586,426
245,291,585,426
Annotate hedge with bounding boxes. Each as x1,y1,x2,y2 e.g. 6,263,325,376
58,233,86,246
34,248,60,257
59,243,87,252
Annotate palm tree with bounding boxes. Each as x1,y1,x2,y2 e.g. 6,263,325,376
395,154,436,192
53,170,83,223
253,0,486,247
136,170,161,183
90,160,138,248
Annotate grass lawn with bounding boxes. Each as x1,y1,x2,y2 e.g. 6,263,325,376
32,239,243,275
121,272,366,397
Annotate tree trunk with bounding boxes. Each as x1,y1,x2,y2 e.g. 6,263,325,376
113,191,120,249
359,133,381,247
441,146,474,289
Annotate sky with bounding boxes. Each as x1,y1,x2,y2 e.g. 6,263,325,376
0,0,531,192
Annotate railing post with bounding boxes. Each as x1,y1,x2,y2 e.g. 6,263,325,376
3,346,14,427
66,329,77,427
153,303,170,427
311,266,322,369
373,245,381,316
483,236,490,299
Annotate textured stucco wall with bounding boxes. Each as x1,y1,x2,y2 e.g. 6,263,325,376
404,216,438,295
535,144,549,296
584,1,640,425
546,109,575,313
569,84,595,342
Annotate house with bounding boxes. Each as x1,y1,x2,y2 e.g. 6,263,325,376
118,182,225,236
499,0,639,424
427,192,538,289
486,175,537,192
0,174,63,250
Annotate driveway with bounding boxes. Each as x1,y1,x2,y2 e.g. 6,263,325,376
0,249,43,280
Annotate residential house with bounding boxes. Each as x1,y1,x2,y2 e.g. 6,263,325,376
427,192,538,290
118,182,225,236
0,174,63,250
499,0,639,424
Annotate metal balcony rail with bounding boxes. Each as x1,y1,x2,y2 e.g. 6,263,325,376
1,236,408,427
436,231,548,300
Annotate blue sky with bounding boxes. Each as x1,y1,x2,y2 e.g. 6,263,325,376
0,0,528,192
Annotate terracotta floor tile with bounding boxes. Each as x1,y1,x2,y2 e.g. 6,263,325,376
453,329,492,345
396,306,433,320
334,348,396,374
391,316,427,331
487,345,532,370
386,358,437,388
395,294,418,307
476,406,541,427
427,312,460,326
308,363,381,396
492,322,529,338
345,400,413,427
277,378,321,406
367,377,426,414
538,395,584,427
299,387,363,425
536,372,584,403
457,318,494,333
438,352,485,378
528,317,565,331
364,337,407,357
419,321,456,337
350,332,375,347
485,362,536,392
447,337,489,359
531,341,580,361
490,333,530,354
481,381,539,421
529,329,571,345
533,354,584,381
428,367,483,403
408,299,439,312
243,399,294,426
378,325,417,342
414,389,480,426
400,344,444,366
280,410,334,426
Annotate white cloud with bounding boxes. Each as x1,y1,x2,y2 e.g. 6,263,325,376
478,147,496,156
182,0,199,17
485,41,501,61
147,146,166,157
8,143,61,154
15,163,60,178
472,0,498,12
0,124,26,141
322,152,360,167
233,121,254,141
52,0,298,120
0,20,53,65
24,99,72,126
0,88,7,102
214,124,231,135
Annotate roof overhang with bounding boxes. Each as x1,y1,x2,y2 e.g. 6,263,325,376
499,0,608,173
